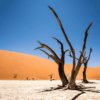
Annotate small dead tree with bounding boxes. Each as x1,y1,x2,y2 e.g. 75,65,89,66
48,74,53,81
82,48,92,83
26,77,30,80
32,78,34,80
13,74,17,79
34,37,69,86
48,5,92,89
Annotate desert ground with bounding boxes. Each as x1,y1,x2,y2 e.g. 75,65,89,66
0,80,100,100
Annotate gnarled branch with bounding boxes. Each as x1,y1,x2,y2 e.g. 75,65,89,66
39,49,58,63
52,37,64,60
75,47,86,77
35,40,61,63
87,48,92,62
76,23,92,71
48,5,76,70
68,55,79,60
34,47,42,50
48,6,74,52
52,37,63,46
82,23,92,50
64,49,69,54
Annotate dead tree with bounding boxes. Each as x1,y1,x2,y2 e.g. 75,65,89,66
34,37,69,86
13,74,17,79
32,78,34,80
48,74,53,81
26,77,30,80
82,48,92,83
48,5,92,89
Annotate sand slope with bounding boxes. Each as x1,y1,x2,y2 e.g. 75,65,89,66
0,50,100,80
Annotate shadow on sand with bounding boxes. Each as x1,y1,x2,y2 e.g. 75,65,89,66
79,80,97,84
37,83,100,100
70,85,100,100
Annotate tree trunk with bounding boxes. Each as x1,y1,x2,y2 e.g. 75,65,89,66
68,62,82,89
58,63,68,86
68,70,77,89
83,63,88,83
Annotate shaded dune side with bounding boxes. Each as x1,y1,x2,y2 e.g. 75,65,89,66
0,50,100,80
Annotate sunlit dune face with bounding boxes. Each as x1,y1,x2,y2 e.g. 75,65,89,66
0,50,100,80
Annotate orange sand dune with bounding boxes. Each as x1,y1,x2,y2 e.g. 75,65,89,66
0,50,100,80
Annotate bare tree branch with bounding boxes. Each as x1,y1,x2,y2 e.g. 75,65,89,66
37,40,42,45
79,51,86,63
52,37,62,45
75,46,86,76
81,60,84,64
84,57,88,60
83,51,86,58
64,49,69,54
39,49,59,63
87,48,92,62
48,6,76,69
79,51,86,56
75,23,92,74
39,49,53,58
82,48,92,83
35,40,61,62
52,37,63,52
82,23,92,50
52,37,64,60
34,47,42,50
68,55,79,60
48,5,74,51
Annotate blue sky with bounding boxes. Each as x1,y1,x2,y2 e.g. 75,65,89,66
0,0,100,67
